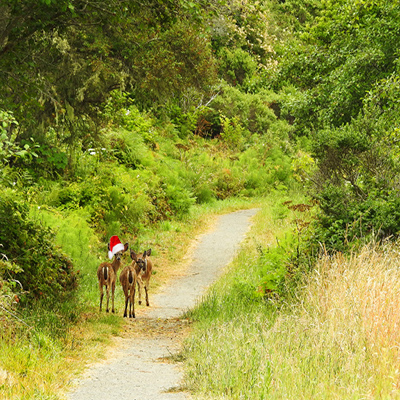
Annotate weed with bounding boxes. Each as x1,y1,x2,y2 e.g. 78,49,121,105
183,211,400,399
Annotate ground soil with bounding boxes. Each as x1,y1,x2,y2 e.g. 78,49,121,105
66,209,259,400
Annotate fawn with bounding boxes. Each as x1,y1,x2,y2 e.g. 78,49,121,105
97,240,129,313
130,249,153,307
119,261,137,318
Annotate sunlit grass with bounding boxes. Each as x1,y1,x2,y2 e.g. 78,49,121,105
0,196,263,399
0,311,122,399
183,218,400,399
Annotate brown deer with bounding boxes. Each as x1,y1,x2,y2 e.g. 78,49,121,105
130,249,153,306
97,240,129,313
119,262,137,318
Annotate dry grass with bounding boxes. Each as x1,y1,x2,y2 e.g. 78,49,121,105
183,200,400,399
309,243,400,353
266,240,400,399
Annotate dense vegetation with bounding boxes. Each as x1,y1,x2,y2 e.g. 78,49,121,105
273,0,400,250
1,0,400,397
184,199,400,398
1,0,296,308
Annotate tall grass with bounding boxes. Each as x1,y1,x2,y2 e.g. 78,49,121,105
183,207,400,398
0,312,122,400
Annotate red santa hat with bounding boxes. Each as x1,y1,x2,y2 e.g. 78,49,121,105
108,235,125,259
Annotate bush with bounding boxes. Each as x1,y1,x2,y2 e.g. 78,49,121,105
313,185,400,252
211,85,278,135
108,128,156,168
165,184,196,217
0,189,78,305
220,115,247,150
309,74,400,251
217,47,259,90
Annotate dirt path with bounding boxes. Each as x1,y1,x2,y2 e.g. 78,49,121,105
67,208,259,400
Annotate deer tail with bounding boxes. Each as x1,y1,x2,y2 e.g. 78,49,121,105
103,266,108,280
128,270,134,285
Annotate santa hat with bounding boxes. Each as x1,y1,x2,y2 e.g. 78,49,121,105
108,235,125,259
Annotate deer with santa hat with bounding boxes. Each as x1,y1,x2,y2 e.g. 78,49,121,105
97,236,129,313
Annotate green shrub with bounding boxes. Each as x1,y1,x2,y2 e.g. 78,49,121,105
211,86,278,135
313,185,400,252
163,102,204,138
194,184,216,204
0,189,78,305
256,245,289,297
220,115,247,150
309,75,400,251
213,167,245,200
238,144,293,195
217,47,259,90
108,128,156,168
28,142,68,178
165,184,196,217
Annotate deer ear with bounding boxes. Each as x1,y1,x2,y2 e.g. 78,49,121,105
146,249,152,256
130,250,137,261
108,243,110,251
124,243,129,252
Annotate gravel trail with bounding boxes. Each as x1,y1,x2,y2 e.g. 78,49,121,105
67,208,259,400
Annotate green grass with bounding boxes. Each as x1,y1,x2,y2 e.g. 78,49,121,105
0,195,264,399
0,310,123,400
182,196,400,399
30,207,101,306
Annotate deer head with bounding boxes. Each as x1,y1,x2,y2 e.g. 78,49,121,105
108,242,129,261
131,249,151,273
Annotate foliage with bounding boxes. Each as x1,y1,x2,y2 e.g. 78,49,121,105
0,110,38,172
218,47,259,90
0,189,78,304
211,85,282,135
274,0,323,26
274,0,400,134
210,0,277,67
0,0,218,148
269,0,400,251
220,115,247,150
309,73,400,250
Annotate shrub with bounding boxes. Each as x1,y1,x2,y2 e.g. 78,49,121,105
0,189,78,305
165,184,196,217
108,128,156,168
220,115,247,150
211,86,278,135
217,47,259,90
213,167,245,200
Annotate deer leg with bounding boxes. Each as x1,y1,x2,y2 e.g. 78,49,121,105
128,296,132,318
105,284,110,312
144,283,150,307
99,283,104,312
111,281,116,313
137,279,142,305
123,296,129,318
130,286,136,318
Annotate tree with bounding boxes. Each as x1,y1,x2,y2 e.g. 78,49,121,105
275,0,400,135
0,0,217,149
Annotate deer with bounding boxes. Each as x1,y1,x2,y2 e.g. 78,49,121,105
119,261,137,318
97,240,129,313
130,249,153,307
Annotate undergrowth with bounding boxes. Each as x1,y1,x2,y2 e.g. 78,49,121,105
183,197,400,399
0,194,261,399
